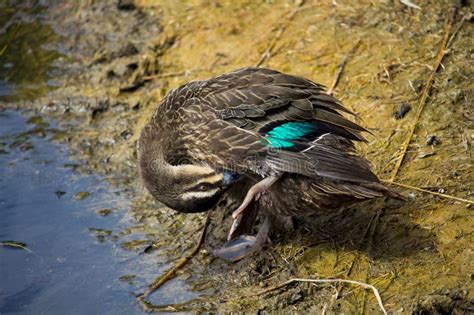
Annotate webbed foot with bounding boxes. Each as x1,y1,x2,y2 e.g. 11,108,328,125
214,216,271,262
215,175,280,262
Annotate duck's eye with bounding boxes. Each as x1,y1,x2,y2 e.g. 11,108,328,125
195,182,214,192
196,183,208,191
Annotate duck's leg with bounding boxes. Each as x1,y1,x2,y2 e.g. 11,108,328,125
214,216,271,262
232,175,280,219
214,175,280,262
227,201,259,241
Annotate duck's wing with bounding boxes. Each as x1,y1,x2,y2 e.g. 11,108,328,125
200,67,367,142
182,67,379,183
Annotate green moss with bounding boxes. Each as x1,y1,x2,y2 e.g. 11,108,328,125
0,4,63,102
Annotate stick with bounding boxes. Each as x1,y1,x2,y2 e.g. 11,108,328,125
389,7,457,181
0,241,34,254
255,0,305,67
382,180,473,205
327,39,361,96
334,211,379,300
137,213,210,303
244,277,388,315
446,12,470,49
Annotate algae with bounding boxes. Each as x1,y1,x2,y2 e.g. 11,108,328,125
0,2,63,102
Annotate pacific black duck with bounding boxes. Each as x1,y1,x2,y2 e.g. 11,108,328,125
138,67,401,261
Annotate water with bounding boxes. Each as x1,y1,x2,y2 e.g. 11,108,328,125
0,112,133,313
0,2,198,312
0,111,198,314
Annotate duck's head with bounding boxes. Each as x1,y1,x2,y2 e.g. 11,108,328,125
141,161,229,213
137,126,240,213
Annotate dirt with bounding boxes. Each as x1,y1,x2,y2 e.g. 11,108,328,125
1,0,473,313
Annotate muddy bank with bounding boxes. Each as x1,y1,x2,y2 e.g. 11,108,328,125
1,0,473,313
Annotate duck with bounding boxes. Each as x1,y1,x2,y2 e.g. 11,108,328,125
138,67,401,262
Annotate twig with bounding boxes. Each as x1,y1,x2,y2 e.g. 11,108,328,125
360,210,384,314
347,213,377,274
326,39,361,96
334,211,379,299
0,240,34,254
242,277,388,315
389,7,458,181
0,44,7,57
447,12,471,49
400,0,421,10
382,180,473,205
137,213,210,305
137,297,205,313
255,0,305,67
255,27,285,67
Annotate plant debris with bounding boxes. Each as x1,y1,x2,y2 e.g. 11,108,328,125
0,240,33,253
393,103,411,119
74,191,91,201
426,134,441,146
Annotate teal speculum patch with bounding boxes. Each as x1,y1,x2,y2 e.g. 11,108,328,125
264,121,320,149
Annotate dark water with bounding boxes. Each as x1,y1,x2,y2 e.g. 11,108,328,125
0,111,136,314
0,112,136,314
0,111,197,314
0,2,197,313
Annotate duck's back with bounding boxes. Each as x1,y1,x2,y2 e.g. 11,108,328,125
155,67,401,211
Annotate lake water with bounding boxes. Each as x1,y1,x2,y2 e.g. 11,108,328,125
0,1,197,313
0,111,146,314
0,111,197,314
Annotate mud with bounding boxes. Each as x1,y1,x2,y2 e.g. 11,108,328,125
1,0,473,313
